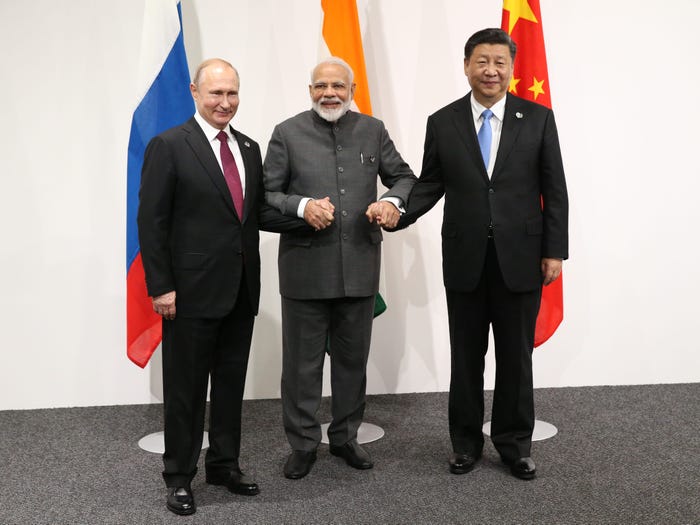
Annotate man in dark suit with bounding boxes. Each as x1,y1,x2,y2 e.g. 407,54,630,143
138,58,302,515
397,29,568,480
263,57,416,480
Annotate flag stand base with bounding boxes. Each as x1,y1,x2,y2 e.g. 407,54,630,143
138,431,210,454
482,420,557,441
320,422,385,444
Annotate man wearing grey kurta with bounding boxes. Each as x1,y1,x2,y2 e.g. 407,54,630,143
263,57,416,479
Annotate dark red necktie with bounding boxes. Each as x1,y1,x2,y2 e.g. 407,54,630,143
216,130,244,218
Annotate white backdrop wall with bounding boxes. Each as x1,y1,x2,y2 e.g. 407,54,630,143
1,0,698,411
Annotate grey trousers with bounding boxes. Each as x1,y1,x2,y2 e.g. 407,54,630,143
281,295,375,450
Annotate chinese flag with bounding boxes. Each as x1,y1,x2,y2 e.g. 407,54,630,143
502,0,563,347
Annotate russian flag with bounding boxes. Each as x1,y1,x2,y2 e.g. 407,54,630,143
126,0,193,368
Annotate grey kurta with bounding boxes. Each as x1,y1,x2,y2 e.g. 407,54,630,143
264,109,416,299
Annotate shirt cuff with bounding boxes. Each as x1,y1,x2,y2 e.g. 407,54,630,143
297,197,312,218
380,196,405,214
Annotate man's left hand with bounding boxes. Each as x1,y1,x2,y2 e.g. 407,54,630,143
541,258,563,286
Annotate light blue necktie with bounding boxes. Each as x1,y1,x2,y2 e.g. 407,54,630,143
477,109,494,169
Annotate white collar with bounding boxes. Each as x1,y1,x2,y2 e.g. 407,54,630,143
470,93,507,121
194,111,235,142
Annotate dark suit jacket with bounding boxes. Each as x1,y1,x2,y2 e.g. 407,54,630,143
264,110,416,300
138,116,304,319
400,93,568,293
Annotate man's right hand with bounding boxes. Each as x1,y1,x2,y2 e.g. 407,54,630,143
304,197,335,231
152,291,176,320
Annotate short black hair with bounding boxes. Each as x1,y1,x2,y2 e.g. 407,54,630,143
464,28,516,60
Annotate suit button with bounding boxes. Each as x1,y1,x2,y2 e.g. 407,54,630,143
338,166,344,173
340,189,346,195
488,188,495,194
337,145,343,151
341,210,348,217
342,234,348,240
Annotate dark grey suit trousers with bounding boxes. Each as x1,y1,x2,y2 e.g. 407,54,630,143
281,295,374,450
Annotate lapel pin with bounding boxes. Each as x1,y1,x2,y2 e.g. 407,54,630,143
244,141,251,148
515,112,523,119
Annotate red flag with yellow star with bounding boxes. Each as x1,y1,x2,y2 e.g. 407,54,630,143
502,0,563,347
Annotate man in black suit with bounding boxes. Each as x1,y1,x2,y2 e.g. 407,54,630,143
397,29,568,480
138,58,302,515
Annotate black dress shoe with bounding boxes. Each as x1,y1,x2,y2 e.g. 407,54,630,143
206,468,260,496
509,457,537,480
329,439,373,469
166,487,196,516
449,452,480,474
284,450,317,479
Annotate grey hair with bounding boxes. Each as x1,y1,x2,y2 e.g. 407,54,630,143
310,57,354,85
192,58,239,87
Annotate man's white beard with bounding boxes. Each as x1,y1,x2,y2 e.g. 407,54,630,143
312,97,352,122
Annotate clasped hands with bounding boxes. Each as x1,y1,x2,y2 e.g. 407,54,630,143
304,197,400,231
304,197,336,231
365,200,400,229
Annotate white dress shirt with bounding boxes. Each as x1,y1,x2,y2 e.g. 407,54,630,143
194,111,246,195
470,94,506,179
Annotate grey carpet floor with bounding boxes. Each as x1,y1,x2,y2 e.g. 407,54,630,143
0,384,698,524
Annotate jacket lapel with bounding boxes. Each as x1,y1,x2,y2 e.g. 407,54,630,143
232,127,255,223
492,93,525,181
451,93,490,183
183,117,238,218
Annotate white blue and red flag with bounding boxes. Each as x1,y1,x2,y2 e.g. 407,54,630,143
126,0,193,367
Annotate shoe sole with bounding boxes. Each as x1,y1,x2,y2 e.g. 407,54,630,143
284,463,315,479
284,470,310,479
284,457,316,479
329,448,373,469
206,477,260,495
227,486,259,496
511,470,536,480
166,503,196,516
449,464,475,475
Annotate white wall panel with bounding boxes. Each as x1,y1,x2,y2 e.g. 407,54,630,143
0,0,698,409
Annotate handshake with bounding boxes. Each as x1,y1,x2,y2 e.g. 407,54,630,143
304,197,400,231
